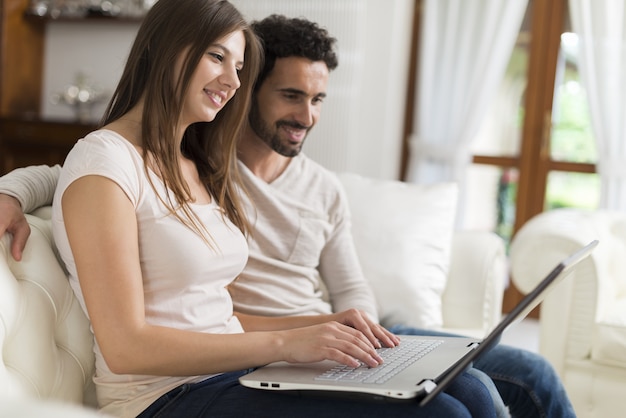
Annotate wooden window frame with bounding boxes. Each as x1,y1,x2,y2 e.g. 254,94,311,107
402,0,597,313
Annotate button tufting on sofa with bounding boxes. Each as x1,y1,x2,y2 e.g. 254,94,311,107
0,211,97,411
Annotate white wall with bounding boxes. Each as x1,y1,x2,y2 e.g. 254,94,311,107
41,21,138,124
41,0,414,180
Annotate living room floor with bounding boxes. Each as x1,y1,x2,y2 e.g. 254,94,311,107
500,317,540,353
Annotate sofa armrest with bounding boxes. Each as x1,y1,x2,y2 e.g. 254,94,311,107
509,208,615,374
442,231,506,338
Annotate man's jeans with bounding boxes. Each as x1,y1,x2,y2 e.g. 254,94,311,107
136,368,496,418
390,324,576,418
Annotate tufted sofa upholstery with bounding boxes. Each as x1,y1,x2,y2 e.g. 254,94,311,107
510,208,626,418
1,187,506,415
0,207,98,415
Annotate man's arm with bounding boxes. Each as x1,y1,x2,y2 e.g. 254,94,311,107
318,182,380,321
0,194,30,261
0,164,61,260
319,215,380,321
0,164,61,212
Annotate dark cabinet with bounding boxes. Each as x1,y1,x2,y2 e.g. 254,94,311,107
0,118,94,174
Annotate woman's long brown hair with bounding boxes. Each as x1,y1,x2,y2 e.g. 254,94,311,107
100,0,262,242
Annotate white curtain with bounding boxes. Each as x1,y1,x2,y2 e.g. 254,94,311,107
406,0,528,188
569,0,626,210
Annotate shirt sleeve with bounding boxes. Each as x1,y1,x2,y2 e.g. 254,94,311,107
55,132,142,210
0,164,61,213
318,181,380,322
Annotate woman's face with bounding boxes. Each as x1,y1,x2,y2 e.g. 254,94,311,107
180,29,245,127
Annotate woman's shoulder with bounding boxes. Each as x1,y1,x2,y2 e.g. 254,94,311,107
60,129,146,198
76,129,137,153
65,129,140,167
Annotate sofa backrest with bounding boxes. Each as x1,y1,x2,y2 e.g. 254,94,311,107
336,172,458,330
0,208,95,405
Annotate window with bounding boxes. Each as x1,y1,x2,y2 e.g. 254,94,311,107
467,0,599,311
402,0,599,312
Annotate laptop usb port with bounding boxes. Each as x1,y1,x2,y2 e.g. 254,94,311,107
271,383,280,388
260,382,269,387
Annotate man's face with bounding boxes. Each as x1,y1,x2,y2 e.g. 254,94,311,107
249,56,329,157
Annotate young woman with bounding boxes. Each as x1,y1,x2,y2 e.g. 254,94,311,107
46,0,496,416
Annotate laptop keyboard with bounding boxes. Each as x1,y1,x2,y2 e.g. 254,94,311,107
315,338,444,384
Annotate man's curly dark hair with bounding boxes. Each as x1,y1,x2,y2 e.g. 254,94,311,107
251,14,338,90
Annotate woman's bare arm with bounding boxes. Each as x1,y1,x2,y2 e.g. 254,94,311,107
62,175,383,377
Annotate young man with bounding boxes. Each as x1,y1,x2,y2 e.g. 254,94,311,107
0,14,574,418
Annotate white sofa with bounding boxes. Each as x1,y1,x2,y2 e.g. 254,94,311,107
0,175,506,415
0,207,100,417
509,208,626,418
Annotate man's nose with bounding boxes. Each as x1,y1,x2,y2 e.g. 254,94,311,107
294,103,315,127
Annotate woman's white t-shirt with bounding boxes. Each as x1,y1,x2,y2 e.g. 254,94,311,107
51,130,248,417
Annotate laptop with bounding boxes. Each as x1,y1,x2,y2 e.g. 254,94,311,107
239,240,598,406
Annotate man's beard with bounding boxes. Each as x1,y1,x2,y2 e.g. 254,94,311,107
249,101,307,157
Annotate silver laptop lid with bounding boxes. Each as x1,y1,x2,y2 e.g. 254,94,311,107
419,239,598,407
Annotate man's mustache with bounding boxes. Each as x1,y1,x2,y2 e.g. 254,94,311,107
277,121,311,131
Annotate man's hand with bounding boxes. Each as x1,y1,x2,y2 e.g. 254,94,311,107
0,194,30,261
331,308,401,350
276,321,384,368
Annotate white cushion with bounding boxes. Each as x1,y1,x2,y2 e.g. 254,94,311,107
336,173,458,329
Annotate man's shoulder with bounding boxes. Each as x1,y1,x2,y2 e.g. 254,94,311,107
294,154,344,191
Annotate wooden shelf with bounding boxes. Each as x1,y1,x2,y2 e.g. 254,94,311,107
0,118,96,174
24,11,145,23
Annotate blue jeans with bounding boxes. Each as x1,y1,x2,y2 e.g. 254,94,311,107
390,325,576,418
137,368,496,418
